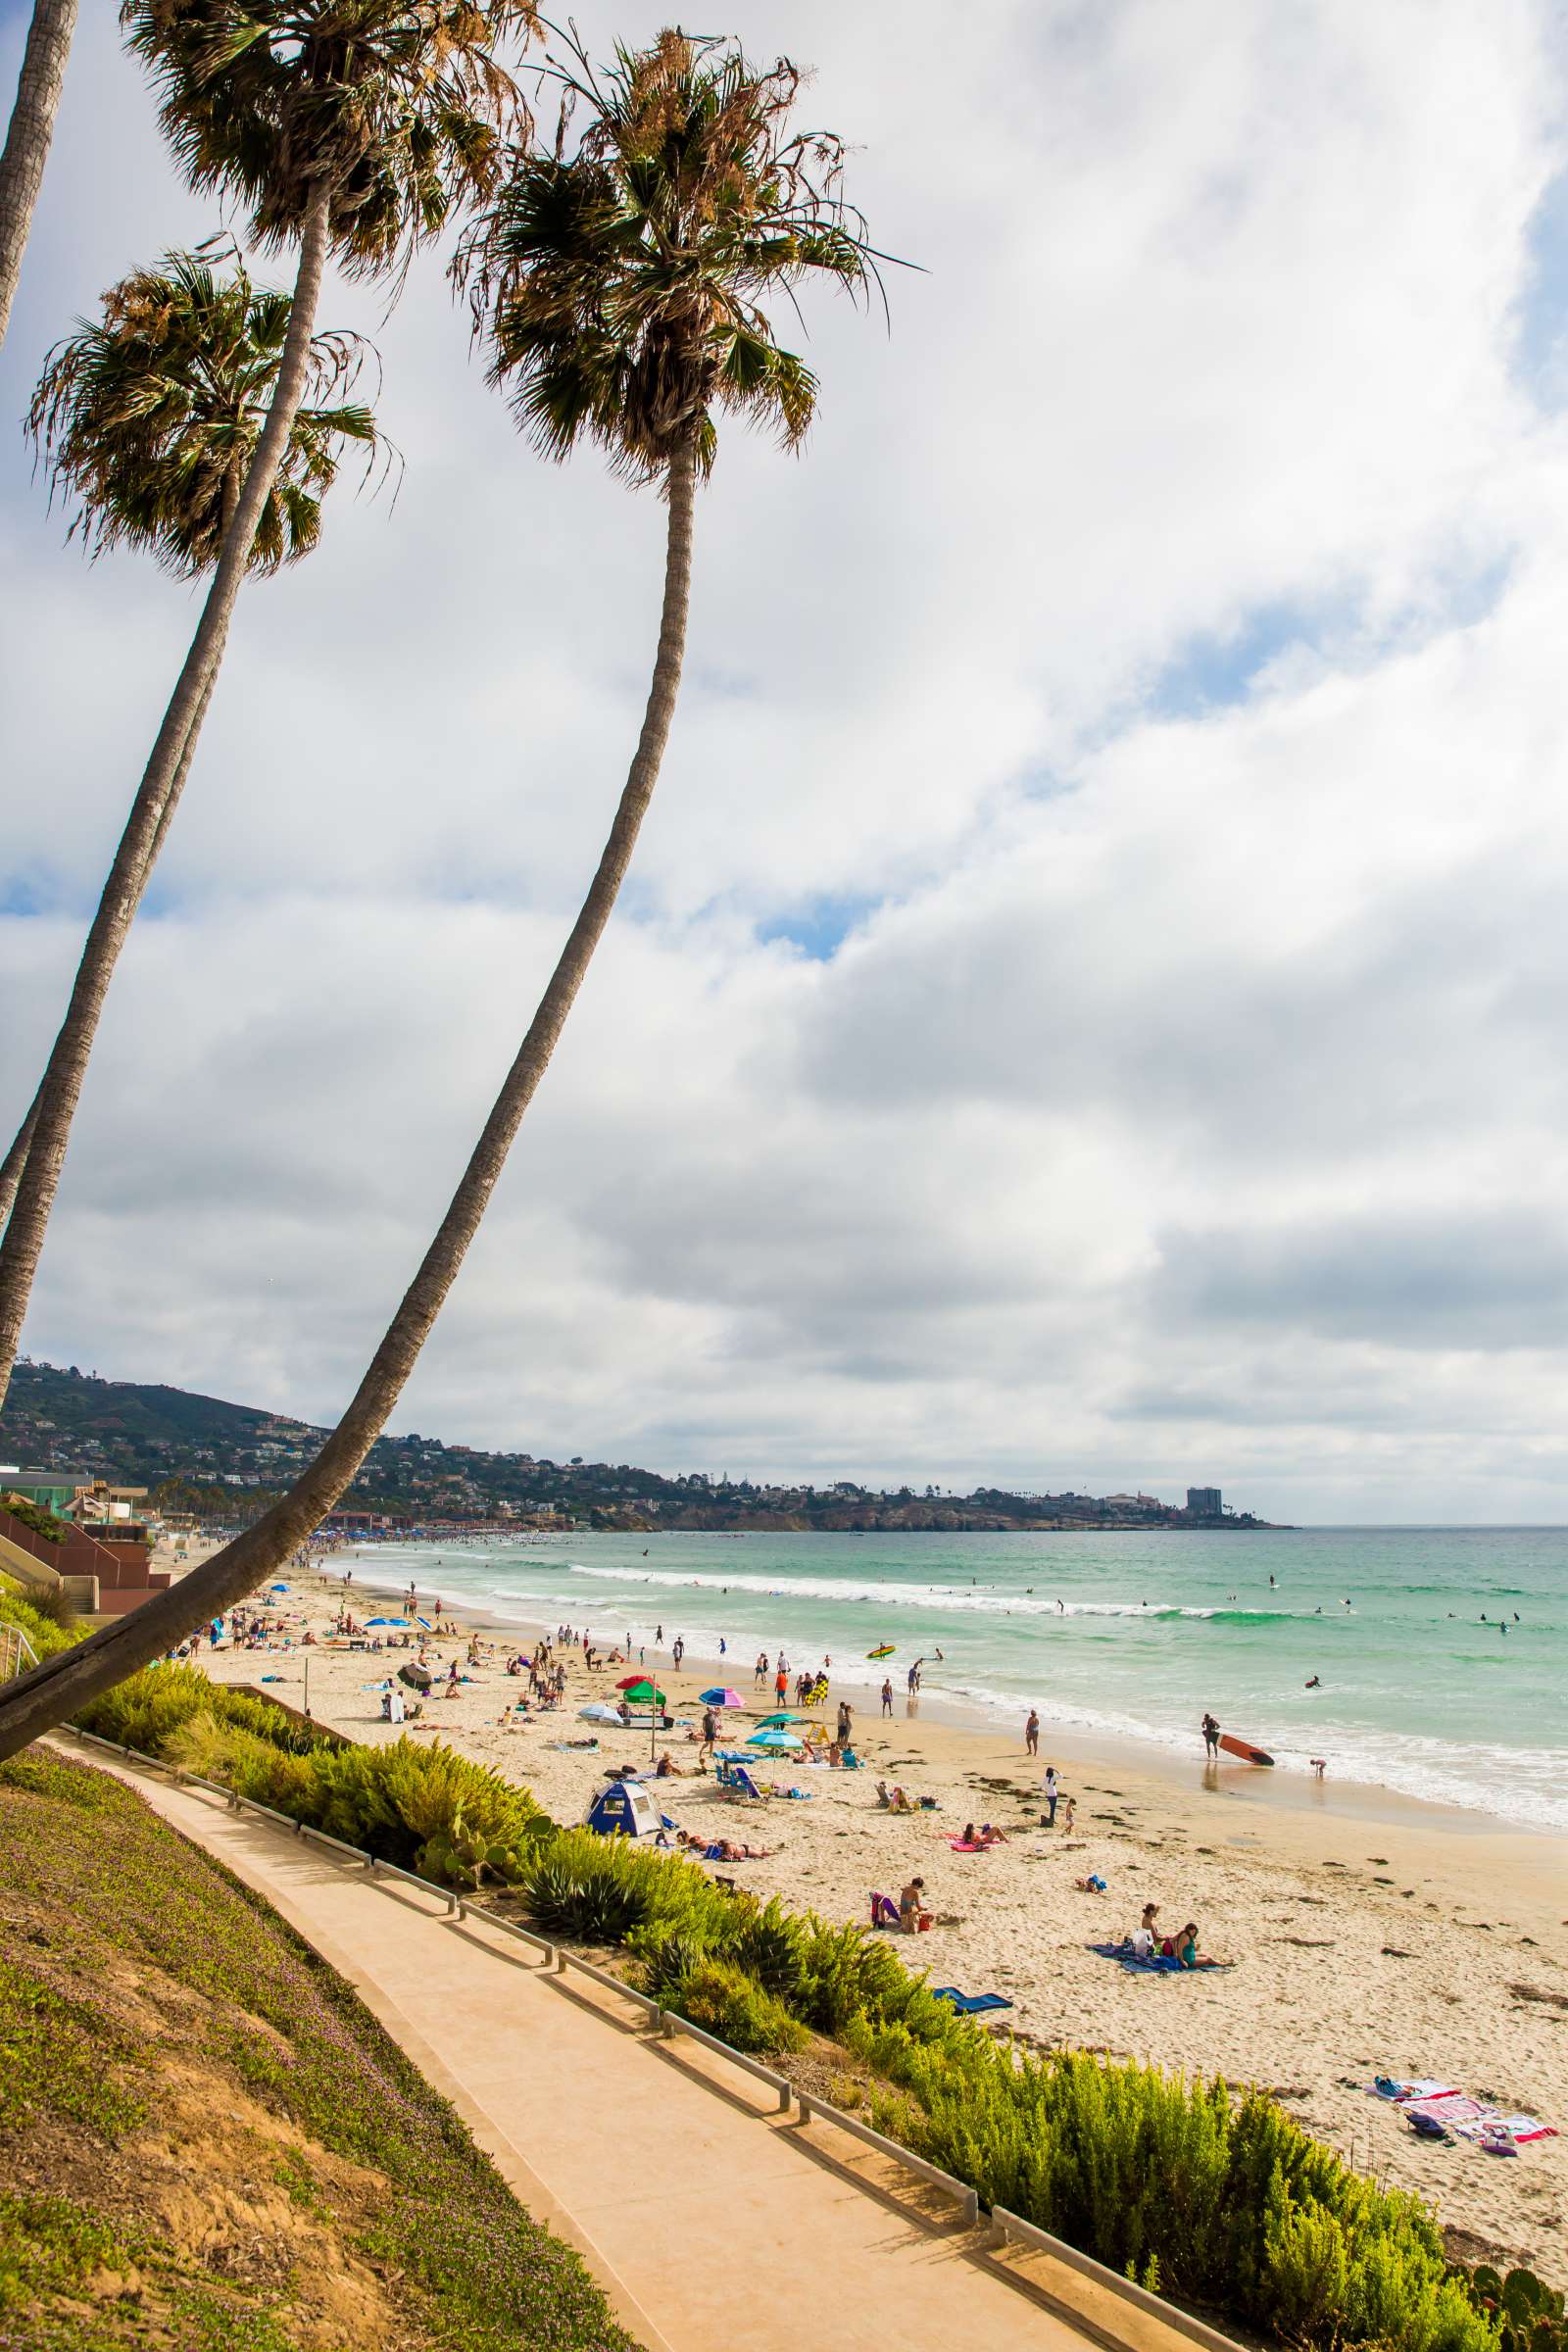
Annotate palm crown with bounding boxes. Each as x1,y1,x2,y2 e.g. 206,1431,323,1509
27,247,381,576
121,1,535,274
457,27,879,481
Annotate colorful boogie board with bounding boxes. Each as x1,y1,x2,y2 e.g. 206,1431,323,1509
1218,1733,1274,1766
867,1643,896,1660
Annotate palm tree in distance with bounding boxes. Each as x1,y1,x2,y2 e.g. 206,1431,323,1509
0,24,884,1759
0,0,532,1416
0,244,386,1243
0,0,80,350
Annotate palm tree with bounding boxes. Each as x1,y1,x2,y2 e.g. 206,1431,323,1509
0,0,79,350
0,1,531,1414
0,25,882,1758
0,245,385,1244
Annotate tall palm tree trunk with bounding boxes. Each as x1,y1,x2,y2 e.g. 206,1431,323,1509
0,0,78,350
0,186,332,1418
0,1082,41,1243
0,664,220,1246
0,434,698,1760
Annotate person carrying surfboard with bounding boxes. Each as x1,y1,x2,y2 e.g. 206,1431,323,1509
1202,1711,1220,1759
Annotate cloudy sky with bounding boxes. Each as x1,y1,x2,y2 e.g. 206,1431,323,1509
4,0,1568,1522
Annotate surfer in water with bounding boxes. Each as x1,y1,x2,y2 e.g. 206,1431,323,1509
1305,1675,1321,1689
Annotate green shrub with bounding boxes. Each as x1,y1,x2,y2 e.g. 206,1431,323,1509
0,1493,66,1544
664,1957,808,2056
0,1586,78,1660
79,1670,552,1891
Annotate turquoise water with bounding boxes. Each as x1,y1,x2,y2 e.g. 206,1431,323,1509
355,1528,1568,1832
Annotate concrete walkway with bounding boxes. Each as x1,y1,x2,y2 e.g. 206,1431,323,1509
70,1744,1209,2352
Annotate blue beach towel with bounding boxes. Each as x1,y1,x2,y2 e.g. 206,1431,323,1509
931,1987,1013,2015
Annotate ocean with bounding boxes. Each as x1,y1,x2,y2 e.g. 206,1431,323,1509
349,1527,1568,1833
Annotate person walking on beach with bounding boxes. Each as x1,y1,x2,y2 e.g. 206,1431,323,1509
755,1650,768,1689
881,1678,894,1717
1041,1766,1059,1827
700,1706,718,1763
837,1699,854,1744
1025,1708,1040,1757
1201,1711,1220,1760
774,1664,788,1703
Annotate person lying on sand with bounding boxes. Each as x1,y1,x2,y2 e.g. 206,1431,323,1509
978,1823,1008,1845
1075,1872,1108,1892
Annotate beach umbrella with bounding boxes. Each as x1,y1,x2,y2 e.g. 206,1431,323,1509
618,1675,667,1760
366,1616,408,1627
580,1701,624,1725
755,1710,808,1727
699,1686,743,1707
747,1727,804,1750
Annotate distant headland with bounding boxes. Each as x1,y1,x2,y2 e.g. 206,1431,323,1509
0,1358,1280,1535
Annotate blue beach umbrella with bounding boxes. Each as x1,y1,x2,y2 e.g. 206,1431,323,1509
747,1727,804,1750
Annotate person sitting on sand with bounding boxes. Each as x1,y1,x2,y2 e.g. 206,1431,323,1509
900,1876,931,1932
961,1821,978,1844
875,1779,891,1807
1075,1872,1107,1893
1132,1901,1159,1960
1173,1921,1224,1969
889,1786,912,1813
655,1750,678,1777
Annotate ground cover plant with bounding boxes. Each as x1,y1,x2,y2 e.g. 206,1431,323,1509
0,1743,637,2352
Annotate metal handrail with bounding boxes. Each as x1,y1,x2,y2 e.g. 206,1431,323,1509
797,2090,980,2228
0,1620,40,1685
662,2011,793,2111
989,2210,1247,2352
555,1946,662,2017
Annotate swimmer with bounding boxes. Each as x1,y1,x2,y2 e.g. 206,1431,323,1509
1305,1674,1320,1689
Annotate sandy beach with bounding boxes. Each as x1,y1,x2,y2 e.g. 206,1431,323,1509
190,1552,1568,2277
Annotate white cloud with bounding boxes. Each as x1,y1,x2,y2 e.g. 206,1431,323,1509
4,0,1568,1519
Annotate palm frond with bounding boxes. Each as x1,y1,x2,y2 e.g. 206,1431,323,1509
455,24,894,484
27,246,389,578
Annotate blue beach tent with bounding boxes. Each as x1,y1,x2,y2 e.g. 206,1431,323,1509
581,1778,665,1843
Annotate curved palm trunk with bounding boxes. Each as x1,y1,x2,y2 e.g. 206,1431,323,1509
0,0,78,351
0,1081,41,1243
0,663,220,1245
0,436,699,1760
0,186,332,1418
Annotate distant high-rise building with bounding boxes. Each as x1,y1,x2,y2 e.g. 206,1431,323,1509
1186,1486,1222,1517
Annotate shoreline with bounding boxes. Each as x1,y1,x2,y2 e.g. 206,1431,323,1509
337,1550,1548,1844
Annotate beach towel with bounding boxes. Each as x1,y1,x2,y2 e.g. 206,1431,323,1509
949,1838,989,1852
931,1987,1013,2015
1451,2114,1558,2145
1371,2077,1457,2104
870,1892,902,1929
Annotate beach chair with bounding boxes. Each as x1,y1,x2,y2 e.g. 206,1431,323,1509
931,1986,1013,2015
723,1765,769,1803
